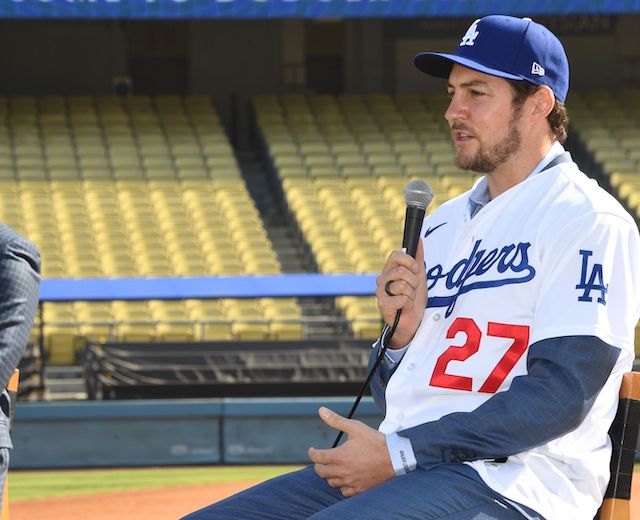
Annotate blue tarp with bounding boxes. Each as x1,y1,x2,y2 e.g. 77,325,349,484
39,273,378,301
0,1,637,20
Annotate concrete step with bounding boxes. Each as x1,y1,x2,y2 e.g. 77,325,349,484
44,390,88,401
44,365,88,400
236,148,347,338
45,365,83,378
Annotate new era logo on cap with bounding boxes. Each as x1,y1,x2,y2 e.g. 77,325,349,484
531,62,545,76
413,15,570,102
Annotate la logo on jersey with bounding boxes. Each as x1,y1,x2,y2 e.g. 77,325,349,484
460,19,481,46
576,249,608,305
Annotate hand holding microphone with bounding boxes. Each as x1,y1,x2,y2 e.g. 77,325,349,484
376,179,433,349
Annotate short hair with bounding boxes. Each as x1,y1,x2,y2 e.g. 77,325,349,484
508,80,569,144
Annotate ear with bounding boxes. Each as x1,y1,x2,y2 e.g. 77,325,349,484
530,85,555,119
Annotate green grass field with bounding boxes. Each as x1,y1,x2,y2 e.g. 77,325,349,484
10,465,303,501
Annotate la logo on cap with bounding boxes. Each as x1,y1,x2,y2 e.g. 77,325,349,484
460,19,480,47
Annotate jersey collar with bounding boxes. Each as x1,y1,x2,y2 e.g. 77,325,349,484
468,141,567,219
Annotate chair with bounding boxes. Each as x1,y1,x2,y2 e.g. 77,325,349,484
596,371,640,520
0,369,19,520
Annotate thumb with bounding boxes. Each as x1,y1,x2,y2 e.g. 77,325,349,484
318,407,351,432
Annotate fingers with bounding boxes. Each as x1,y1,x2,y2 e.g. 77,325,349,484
311,460,355,497
307,408,350,467
325,475,355,497
385,249,423,278
309,449,346,489
376,239,427,346
415,237,425,267
314,465,358,497
308,446,330,465
375,266,421,317
377,247,423,295
317,407,350,432
379,277,417,301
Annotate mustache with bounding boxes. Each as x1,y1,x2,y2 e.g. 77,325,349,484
451,123,472,133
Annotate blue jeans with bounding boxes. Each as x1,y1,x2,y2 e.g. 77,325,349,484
181,464,543,520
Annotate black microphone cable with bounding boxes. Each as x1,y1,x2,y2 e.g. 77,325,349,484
331,179,433,448
331,311,401,447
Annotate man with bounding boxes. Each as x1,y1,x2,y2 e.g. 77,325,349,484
0,225,40,511
183,15,640,520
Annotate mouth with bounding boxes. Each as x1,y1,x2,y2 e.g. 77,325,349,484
452,130,474,146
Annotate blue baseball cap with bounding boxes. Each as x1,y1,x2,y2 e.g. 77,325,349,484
414,15,569,102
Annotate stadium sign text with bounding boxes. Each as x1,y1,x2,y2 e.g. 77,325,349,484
0,0,639,19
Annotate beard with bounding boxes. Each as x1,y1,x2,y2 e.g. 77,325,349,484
453,106,523,173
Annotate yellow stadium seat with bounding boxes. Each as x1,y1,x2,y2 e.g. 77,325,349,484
45,326,79,365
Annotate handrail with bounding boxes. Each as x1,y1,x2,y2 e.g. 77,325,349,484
39,273,378,302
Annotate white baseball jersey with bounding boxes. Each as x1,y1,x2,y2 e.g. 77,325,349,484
379,159,640,519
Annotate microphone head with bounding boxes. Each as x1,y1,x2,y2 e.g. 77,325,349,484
404,179,433,210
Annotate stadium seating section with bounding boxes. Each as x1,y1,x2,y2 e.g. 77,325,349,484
570,90,640,218
2,91,639,365
0,95,301,364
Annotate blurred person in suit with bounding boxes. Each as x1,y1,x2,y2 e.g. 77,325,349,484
0,224,40,510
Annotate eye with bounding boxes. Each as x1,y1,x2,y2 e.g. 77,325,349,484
470,90,486,97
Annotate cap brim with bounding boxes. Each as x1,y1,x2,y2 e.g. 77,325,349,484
414,52,523,81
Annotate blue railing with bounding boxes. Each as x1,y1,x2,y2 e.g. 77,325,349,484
39,273,378,302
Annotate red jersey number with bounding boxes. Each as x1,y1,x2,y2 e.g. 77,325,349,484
429,317,530,393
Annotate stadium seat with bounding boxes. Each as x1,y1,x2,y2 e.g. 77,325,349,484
44,324,78,365
335,296,382,339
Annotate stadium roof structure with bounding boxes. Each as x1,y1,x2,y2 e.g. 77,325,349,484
2,0,640,20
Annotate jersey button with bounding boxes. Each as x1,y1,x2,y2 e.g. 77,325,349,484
433,313,441,321
407,363,415,371
396,412,404,421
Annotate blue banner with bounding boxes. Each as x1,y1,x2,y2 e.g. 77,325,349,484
40,273,378,301
0,1,638,20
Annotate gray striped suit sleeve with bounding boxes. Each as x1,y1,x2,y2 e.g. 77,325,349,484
0,226,41,449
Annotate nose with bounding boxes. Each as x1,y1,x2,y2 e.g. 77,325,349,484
444,94,464,126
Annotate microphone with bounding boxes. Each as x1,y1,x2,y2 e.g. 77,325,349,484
331,179,433,448
402,179,434,258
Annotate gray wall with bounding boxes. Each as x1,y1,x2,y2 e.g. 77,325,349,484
392,15,640,94
189,20,282,145
1,16,636,97
12,397,383,468
0,20,120,95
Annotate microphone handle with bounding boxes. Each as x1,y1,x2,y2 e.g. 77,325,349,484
402,205,426,258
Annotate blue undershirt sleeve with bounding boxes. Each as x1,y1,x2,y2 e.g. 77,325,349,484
368,327,408,414
395,335,621,469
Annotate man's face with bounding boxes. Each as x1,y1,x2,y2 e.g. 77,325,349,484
445,64,523,173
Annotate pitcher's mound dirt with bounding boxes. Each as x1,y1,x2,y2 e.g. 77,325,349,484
10,475,640,520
